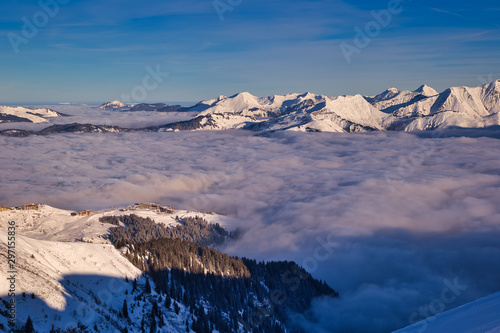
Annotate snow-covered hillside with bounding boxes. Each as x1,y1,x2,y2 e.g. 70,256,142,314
0,106,63,123
0,228,200,332
393,292,500,333
157,80,500,133
0,203,238,332
0,203,235,243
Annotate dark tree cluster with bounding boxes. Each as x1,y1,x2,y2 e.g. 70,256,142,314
125,237,339,333
48,322,89,332
99,215,120,225
162,216,235,246
242,258,338,315
106,214,236,248
127,237,250,278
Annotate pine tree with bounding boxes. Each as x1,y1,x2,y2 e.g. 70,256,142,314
122,299,129,318
24,316,35,333
174,302,180,315
149,308,157,333
158,308,165,327
152,300,159,316
141,315,146,333
145,278,152,294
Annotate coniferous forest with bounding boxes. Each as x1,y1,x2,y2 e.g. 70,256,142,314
100,214,339,332
103,214,237,248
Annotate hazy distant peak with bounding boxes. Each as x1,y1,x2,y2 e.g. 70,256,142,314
99,100,128,110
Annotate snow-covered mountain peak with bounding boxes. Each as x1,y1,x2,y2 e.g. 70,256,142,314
199,92,262,116
260,94,287,106
485,79,500,92
229,91,259,104
297,91,317,99
414,84,438,96
99,100,128,110
370,88,401,103
325,94,385,129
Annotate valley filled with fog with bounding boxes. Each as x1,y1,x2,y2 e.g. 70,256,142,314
1,127,499,332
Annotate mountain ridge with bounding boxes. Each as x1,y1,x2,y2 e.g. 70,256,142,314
2,80,499,135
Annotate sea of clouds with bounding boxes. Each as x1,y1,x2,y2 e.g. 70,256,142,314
1,126,500,332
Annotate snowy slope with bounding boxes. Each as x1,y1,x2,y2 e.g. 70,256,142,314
393,292,500,333
0,106,62,123
366,86,430,113
0,204,239,332
0,229,198,332
364,84,437,115
324,94,385,130
0,229,143,331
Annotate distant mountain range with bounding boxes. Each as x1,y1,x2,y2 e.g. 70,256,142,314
152,80,499,133
99,101,186,112
1,80,499,135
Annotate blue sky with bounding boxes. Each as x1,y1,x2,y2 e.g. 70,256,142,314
0,0,499,104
